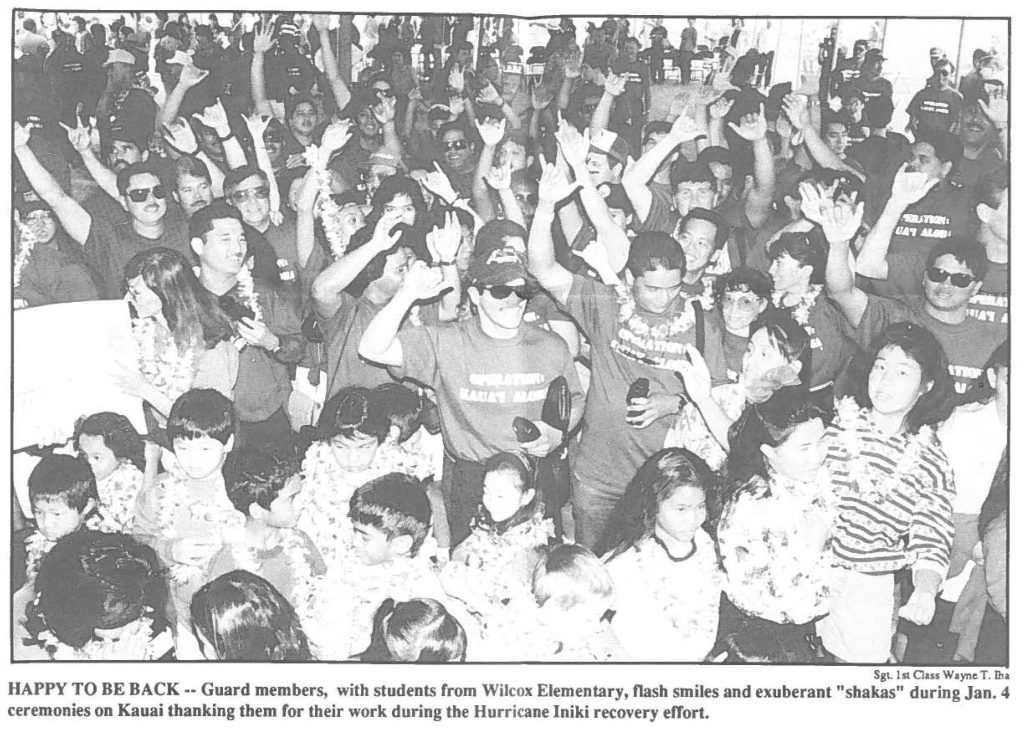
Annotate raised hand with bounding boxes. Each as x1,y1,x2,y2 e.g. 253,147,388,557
161,118,199,155
889,162,939,209
372,210,405,249
60,117,93,153
448,66,465,92
252,20,276,54
423,162,459,204
399,259,447,301
781,93,810,131
979,90,1008,129
177,60,209,89
708,95,735,120
669,107,703,143
311,13,333,33
531,83,555,110
484,159,514,191
448,95,466,116
537,156,579,204
320,119,353,152
603,72,626,98
408,86,423,103
475,117,507,148
242,113,271,143
673,344,712,404
373,95,397,124
192,99,231,135
426,211,462,263
13,120,33,149
554,124,588,169
819,199,864,245
476,81,501,105
728,103,768,141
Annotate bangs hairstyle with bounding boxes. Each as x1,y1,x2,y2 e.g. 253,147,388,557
475,218,528,259
190,570,312,661
348,473,432,555
318,386,390,443
166,389,237,445
768,230,828,284
359,598,467,662
712,266,773,309
726,385,829,489
626,231,685,278
222,166,270,197
368,175,427,227
914,128,964,164
74,412,145,471
925,238,990,281
223,448,299,514
958,339,1009,406
344,222,424,296
750,309,813,388
116,159,169,197
28,531,166,649
680,207,729,249
374,383,425,443
124,247,235,351
188,201,245,242
532,544,613,611
853,322,955,433
28,455,99,512
598,448,715,559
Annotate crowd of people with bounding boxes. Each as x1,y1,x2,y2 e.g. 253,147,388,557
12,12,1008,664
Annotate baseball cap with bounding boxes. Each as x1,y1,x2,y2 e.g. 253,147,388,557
864,49,885,62
474,219,529,259
358,149,403,171
466,245,535,288
589,129,630,168
102,48,137,67
670,160,715,188
15,188,50,215
109,117,150,151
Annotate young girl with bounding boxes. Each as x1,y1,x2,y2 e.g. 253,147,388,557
820,323,956,663
441,452,554,622
299,387,432,567
716,387,839,662
356,597,467,662
602,448,722,661
74,412,146,533
19,531,173,661
667,309,811,471
119,248,236,423
190,570,313,661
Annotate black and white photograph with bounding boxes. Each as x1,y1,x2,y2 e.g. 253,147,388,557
8,7,1010,672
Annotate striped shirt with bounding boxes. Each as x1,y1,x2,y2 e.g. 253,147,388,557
826,402,955,577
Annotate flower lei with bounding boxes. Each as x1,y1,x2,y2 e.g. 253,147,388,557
234,263,264,323
13,212,38,289
773,284,823,327
614,282,695,342
228,529,316,622
157,468,244,585
34,614,170,661
24,531,55,586
90,462,144,534
132,317,197,404
834,396,935,505
305,145,349,260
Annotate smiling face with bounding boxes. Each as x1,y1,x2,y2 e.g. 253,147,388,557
959,102,994,147
228,174,271,229
441,128,473,171
175,173,214,217
289,101,319,139
631,266,683,315
22,209,57,245
673,180,716,217
470,281,530,332
905,141,950,180
868,345,929,421
655,484,706,546
720,287,768,335
675,217,719,275
762,418,827,484
193,216,247,277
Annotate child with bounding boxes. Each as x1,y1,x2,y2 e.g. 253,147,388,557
299,387,431,568
206,448,326,624
18,531,172,661
305,473,455,660
132,389,243,653
441,452,553,622
74,412,146,533
356,597,468,662
190,570,314,661
20,455,99,587
602,448,723,661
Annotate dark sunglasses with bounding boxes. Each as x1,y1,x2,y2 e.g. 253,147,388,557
126,185,167,203
926,267,976,288
443,139,469,152
485,283,534,300
374,88,396,99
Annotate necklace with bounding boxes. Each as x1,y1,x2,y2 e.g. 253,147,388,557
228,528,315,621
132,316,197,404
234,263,264,322
13,212,38,289
773,284,822,326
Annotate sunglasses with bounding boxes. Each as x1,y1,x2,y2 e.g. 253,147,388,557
443,139,469,152
126,185,167,203
485,284,534,300
926,267,976,288
374,88,396,99
230,187,270,204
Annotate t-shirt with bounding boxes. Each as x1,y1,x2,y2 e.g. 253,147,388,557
950,146,1003,193
857,294,1004,394
887,182,973,258
84,207,193,298
774,288,853,389
563,275,727,497
907,86,964,134
15,235,100,307
320,293,408,399
847,74,893,103
395,319,585,463
255,215,327,312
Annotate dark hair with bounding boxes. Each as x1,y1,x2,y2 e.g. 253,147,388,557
958,339,1008,406
712,266,773,310
348,473,432,556
750,309,812,386
671,160,715,189
680,207,729,249
768,231,828,284
533,544,614,610
697,146,735,171
476,451,541,530
599,448,715,560
28,455,99,513
188,201,244,242
27,531,166,650
374,383,424,443
124,247,235,351
368,175,427,229
974,163,1008,212
977,447,1008,539
725,386,828,489
344,222,422,296
222,165,269,196
173,154,212,185
223,448,299,514
358,598,467,662
116,159,167,197
190,570,312,660
925,237,990,282
318,386,390,443
861,95,895,129
853,322,955,433
475,218,528,259
626,231,685,278
74,413,145,472
166,389,237,445
438,121,470,144
914,128,964,165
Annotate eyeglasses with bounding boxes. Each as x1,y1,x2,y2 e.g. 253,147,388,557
926,267,976,288
485,284,534,300
443,139,469,152
722,294,763,311
229,187,270,204
126,185,167,203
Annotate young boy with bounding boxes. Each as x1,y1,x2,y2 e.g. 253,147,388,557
206,448,326,623
132,389,243,654
305,473,456,659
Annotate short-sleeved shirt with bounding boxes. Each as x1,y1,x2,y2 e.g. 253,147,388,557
15,235,100,307
254,215,327,312
907,86,964,134
395,319,585,463
887,182,973,258
847,74,893,103
857,294,1005,394
775,290,853,389
563,275,727,497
